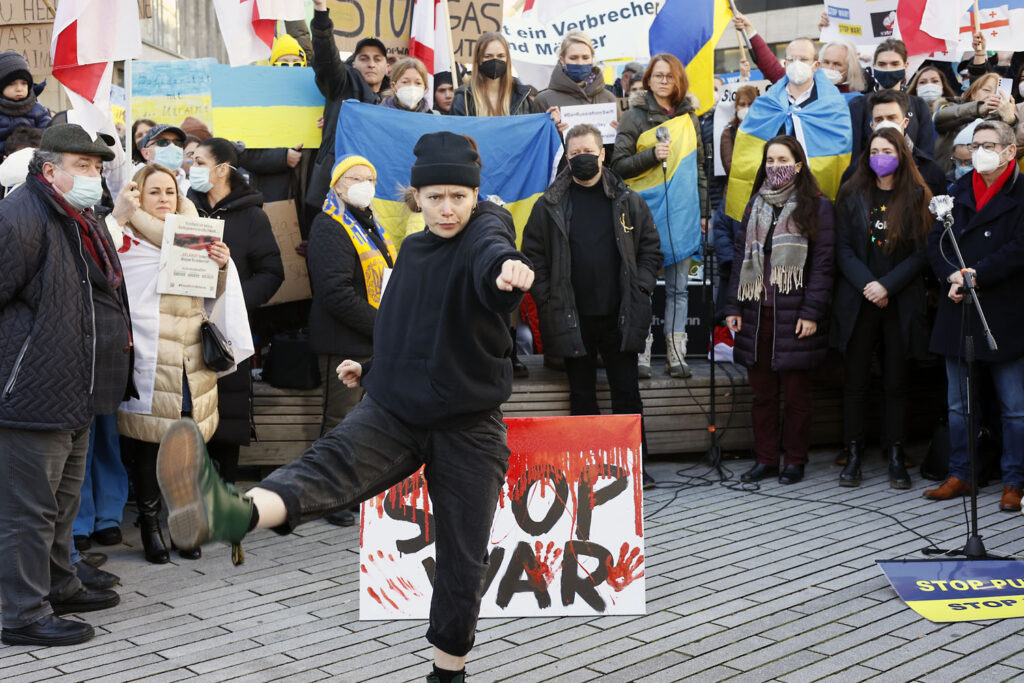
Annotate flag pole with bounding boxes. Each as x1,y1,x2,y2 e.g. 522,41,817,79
973,0,980,33
443,0,458,84
728,0,753,56
124,57,133,163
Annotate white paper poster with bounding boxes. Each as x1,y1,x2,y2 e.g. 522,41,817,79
560,102,619,144
820,0,900,46
713,80,770,177
157,215,224,298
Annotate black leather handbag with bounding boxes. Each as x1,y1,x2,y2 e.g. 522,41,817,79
200,318,235,372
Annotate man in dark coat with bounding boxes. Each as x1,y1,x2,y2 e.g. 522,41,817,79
923,121,1024,512
522,123,662,485
0,125,136,646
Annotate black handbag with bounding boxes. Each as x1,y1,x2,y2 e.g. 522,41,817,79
200,317,236,372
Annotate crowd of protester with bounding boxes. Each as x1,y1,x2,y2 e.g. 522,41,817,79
0,6,1023,671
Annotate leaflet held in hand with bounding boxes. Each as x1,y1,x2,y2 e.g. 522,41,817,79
157,215,225,298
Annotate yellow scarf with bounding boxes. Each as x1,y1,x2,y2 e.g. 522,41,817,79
322,192,397,308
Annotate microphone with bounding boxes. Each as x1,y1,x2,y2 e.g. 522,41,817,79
655,126,670,172
929,195,954,221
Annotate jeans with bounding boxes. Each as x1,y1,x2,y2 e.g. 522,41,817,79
747,307,813,466
73,414,128,538
0,427,89,628
945,354,1024,486
842,302,907,447
663,258,691,335
564,314,649,455
257,394,510,657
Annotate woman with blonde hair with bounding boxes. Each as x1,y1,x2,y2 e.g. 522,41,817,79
381,57,435,113
533,31,616,110
935,72,1019,172
450,32,539,117
107,163,248,563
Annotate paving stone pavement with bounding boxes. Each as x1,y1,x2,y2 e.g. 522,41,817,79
2,448,1023,682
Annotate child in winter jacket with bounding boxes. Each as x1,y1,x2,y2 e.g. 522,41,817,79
0,51,52,157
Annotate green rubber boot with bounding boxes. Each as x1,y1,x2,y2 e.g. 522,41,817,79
156,418,253,563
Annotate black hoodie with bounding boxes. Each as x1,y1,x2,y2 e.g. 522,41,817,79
361,201,529,430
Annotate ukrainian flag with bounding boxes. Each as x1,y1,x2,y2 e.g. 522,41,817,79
725,69,852,221
210,65,323,149
649,0,732,116
335,101,562,248
624,115,701,266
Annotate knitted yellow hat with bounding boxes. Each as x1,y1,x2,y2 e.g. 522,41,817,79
270,34,306,66
330,155,377,190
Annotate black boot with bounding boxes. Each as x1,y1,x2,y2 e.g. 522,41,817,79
839,440,863,487
887,443,911,489
132,448,169,564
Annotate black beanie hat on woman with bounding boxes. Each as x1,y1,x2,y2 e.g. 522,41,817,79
410,131,481,189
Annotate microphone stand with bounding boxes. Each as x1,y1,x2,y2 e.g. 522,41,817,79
702,209,724,477
933,212,998,560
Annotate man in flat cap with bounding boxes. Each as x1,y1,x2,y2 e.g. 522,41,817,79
0,124,137,646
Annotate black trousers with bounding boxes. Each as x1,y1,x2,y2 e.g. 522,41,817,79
564,315,649,455
257,395,510,657
842,301,908,447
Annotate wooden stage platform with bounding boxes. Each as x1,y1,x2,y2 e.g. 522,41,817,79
241,354,946,466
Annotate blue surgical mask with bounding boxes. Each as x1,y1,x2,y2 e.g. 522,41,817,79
57,168,103,210
954,164,973,179
153,143,183,170
189,166,214,193
564,63,592,83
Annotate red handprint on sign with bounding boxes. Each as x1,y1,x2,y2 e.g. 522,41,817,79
525,540,562,590
605,542,644,591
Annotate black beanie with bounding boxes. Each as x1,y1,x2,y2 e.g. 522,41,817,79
410,131,481,189
0,51,33,92
433,71,453,88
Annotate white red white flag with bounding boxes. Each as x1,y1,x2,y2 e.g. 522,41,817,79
50,0,141,103
409,0,454,108
213,0,305,67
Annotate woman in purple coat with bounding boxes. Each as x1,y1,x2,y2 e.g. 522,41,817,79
724,136,836,485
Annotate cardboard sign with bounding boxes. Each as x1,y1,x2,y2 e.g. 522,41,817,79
262,200,311,306
326,0,414,57
0,0,52,24
878,559,1024,622
820,0,899,46
449,0,502,60
560,103,618,144
0,23,53,83
712,80,770,177
359,415,646,619
157,215,225,299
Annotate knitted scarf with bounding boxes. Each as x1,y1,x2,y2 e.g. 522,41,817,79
322,190,396,308
33,174,124,292
736,182,807,301
0,91,36,117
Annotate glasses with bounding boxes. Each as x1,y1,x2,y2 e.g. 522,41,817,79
274,61,304,67
150,138,183,148
968,142,1006,152
340,176,375,185
650,73,673,83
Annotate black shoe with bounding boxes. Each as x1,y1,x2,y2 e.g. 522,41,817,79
80,552,107,568
1,614,94,646
512,355,529,379
50,588,120,616
74,560,119,590
642,469,656,490
779,464,805,485
176,546,202,560
839,441,863,487
90,526,122,546
740,463,778,483
73,535,91,552
887,444,912,489
326,510,356,527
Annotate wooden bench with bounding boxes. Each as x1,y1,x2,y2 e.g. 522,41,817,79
240,354,945,466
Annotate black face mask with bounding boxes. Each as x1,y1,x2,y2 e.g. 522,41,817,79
873,68,905,90
569,153,601,181
479,58,507,80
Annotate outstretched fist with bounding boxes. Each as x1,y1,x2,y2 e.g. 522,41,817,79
496,259,534,292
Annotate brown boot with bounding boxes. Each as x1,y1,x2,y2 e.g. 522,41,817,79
923,476,970,500
999,486,1023,512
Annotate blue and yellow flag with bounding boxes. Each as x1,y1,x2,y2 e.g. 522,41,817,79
335,101,562,248
624,115,701,266
648,0,732,116
725,69,852,221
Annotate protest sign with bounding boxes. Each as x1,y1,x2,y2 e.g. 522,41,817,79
262,200,312,306
0,0,52,24
560,103,618,144
132,59,216,132
449,0,502,60
820,0,899,46
878,559,1024,622
326,0,413,57
157,215,225,299
359,415,646,619
210,65,323,149
712,80,770,177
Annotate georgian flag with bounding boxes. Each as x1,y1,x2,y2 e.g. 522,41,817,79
409,0,454,108
213,0,305,67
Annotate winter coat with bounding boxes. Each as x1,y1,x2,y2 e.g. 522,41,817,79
0,95,50,157
239,147,297,204
934,99,1018,173
724,195,836,372
521,168,663,358
0,177,135,430
533,66,617,110
306,209,392,357
849,91,936,161
305,8,381,213
611,91,710,218
449,79,540,116
927,167,1024,364
115,205,224,444
830,189,930,359
189,183,284,445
